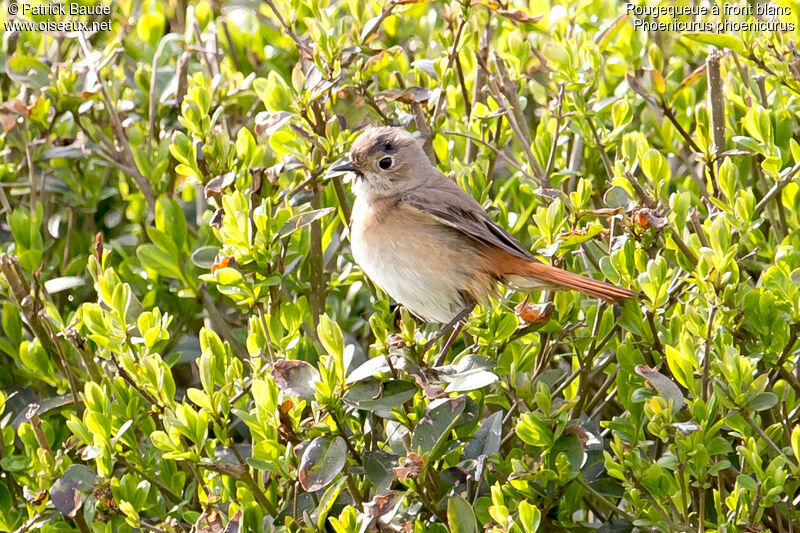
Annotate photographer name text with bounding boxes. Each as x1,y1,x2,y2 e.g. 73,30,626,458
5,2,112,33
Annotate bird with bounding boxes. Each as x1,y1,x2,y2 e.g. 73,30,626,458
332,126,636,362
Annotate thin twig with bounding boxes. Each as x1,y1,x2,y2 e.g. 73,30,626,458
77,34,156,217
544,84,566,181
466,19,493,163
706,50,725,197
443,130,537,181
701,306,717,401
431,16,467,126
755,160,800,214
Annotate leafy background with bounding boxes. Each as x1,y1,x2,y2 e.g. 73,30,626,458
1,0,800,531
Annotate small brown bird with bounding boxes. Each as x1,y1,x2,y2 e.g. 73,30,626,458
333,126,635,358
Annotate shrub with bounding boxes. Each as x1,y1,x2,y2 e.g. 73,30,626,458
1,1,799,531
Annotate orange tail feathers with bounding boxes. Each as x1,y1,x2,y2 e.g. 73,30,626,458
510,261,637,304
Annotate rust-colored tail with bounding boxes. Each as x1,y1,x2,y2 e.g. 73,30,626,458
507,260,637,304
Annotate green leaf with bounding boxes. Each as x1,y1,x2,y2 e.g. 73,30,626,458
254,72,292,113
791,425,800,466
447,495,478,533
437,355,499,392
363,450,397,493
155,196,188,252
412,396,466,458
516,412,553,447
136,244,183,279
518,501,541,533
682,33,744,54
317,313,344,357
298,436,347,492
6,55,50,89
737,474,758,492
748,392,778,411
343,380,417,411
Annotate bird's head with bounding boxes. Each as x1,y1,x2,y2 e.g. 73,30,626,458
332,126,429,198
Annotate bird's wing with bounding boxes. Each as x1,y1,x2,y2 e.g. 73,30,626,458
401,178,535,261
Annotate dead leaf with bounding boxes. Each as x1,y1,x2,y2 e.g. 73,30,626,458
497,9,543,23
254,111,294,138
633,206,669,230
410,372,445,400
223,510,241,533
564,425,601,448
210,208,224,229
0,98,27,115
515,300,554,325
0,98,26,133
375,87,437,104
393,452,424,482
0,113,17,133
204,172,236,199
271,359,321,400
193,505,224,533
586,207,623,217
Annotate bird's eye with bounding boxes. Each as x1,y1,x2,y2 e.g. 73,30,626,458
378,156,393,170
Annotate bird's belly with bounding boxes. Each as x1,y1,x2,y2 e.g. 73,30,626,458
351,220,468,323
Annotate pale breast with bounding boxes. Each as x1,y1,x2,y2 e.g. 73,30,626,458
350,196,487,323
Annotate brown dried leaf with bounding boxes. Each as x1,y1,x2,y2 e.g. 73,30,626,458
193,506,224,533
393,452,424,482
376,86,436,104
223,510,242,533
0,113,18,133
497,9,543,23
254,110,294,138
271,359,320,400
563,425,601,448
0,98,26,133
586,207,623,217
0,98,27,115
515,300,554,325
634,206,669,230
411,372,445,400
204,172,236,199
210,208,224,229
672,63,707,101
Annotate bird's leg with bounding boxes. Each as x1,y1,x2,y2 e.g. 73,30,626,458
421,304,474,362
433,320,467,367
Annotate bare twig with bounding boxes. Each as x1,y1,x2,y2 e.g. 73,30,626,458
701,306,717,401
466,20,493,163
587,118,614,179
394,73,435,163
755,160,800,214
544,84,566,181
707,50,726,163
77,34,156,217
431,16,467,126
484,53,547,185
707,50,725,197
443,130,537,182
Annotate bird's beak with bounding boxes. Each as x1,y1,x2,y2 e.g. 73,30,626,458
332,160,359,173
